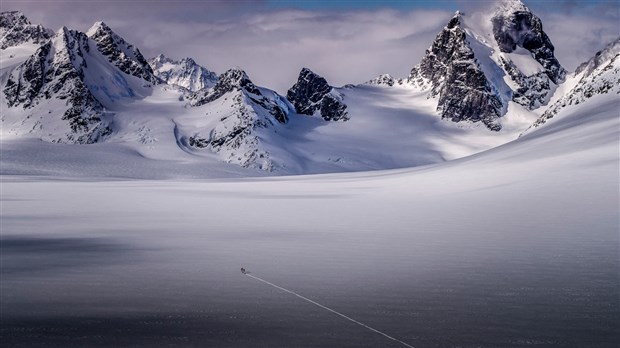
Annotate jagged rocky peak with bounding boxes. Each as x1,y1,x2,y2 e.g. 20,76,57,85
405,0,568,130
287,68,348,122
4,26,88,108
0,11,53,49
149,53,171,66
575,37,620,78
190,67,261,106
86,21,157,84
148,54,218,92
2,26,109,143
189,67,289,125
529,37,620,130
408,11,465,93
367,74,397,86
491,0,566,84
488,0,566,109
182,67,293,170
408,11,503,131
215,68,260,94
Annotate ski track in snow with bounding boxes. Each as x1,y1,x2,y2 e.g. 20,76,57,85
245,273,415,348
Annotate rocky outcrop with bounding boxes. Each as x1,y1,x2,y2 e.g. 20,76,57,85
287,68,348,121
529,38,620,130
182,69,293,170
408,13,503,131
491,0,565,84
0,11,52,49
491,0,566,108
148,54,218,91
87,22,158,84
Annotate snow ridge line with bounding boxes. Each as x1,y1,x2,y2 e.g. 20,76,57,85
245,273,415,348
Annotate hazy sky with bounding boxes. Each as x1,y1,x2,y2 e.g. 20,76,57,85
2,0,618,93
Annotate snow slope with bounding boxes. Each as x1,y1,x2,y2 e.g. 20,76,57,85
1,81,540,178
1,25,155,144
1,61,618,347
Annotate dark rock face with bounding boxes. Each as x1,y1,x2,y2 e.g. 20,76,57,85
438,59,503,131
408,13,502,130
191,68,261,105
190,68,289,124
287,68,348,121
87,22,158,84
500,57,551,109
3,28,109,143
287,68,331,114
489,4,566,109
529,40,620,130
491,10,566,85
319,94,349,122
0,11,53,49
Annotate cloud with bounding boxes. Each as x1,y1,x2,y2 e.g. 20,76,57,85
110,8,453,93
532,2,619,70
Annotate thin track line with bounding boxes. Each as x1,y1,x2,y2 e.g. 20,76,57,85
245,273,415,348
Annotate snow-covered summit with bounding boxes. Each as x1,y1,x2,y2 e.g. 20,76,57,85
403,0,565,130
87,21,158,84
179,68,293,170
0,11,53,49
2,27,109,143
148,54,218,92
190,67,262,106
366,74,397,86
1,22,160,144
490,1,565,84
493,0,529,16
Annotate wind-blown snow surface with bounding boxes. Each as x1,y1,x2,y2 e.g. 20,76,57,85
1,84,618,347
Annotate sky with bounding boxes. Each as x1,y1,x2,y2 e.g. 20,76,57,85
2,0,618,93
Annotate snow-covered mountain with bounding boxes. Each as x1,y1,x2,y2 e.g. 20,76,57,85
1,19,156,143
1,3,617,176
3,27,110,143
148,54,218,92
182,68,292,170
0,11,52,49
527,37,620,132
369,0,566,131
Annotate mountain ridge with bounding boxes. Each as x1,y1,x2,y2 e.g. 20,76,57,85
0,5,616,174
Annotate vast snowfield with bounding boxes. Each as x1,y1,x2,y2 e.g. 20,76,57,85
1,4,619,347
1,88,618,347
